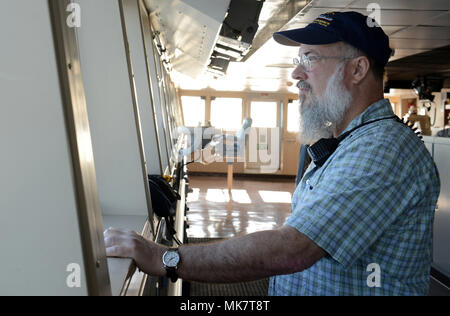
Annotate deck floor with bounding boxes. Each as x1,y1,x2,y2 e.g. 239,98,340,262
185,175,295,239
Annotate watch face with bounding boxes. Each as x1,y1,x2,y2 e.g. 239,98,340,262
163,250,180,268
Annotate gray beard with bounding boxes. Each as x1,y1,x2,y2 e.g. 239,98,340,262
297,64,352,145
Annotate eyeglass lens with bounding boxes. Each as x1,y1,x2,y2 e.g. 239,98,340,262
293,55,311,71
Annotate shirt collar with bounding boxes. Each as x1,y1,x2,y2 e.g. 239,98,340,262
339,98,395,136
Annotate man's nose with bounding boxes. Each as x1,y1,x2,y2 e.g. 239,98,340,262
291,64,308,81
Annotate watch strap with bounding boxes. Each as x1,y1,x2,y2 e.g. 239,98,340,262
166,267,178,283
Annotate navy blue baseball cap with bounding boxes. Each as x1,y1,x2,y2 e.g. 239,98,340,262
273,11,393,66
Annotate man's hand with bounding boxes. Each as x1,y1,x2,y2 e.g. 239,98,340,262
103,228,167,277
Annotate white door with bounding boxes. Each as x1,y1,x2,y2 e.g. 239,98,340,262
245,99,281,173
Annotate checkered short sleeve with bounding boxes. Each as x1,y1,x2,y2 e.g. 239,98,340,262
287,127,422,268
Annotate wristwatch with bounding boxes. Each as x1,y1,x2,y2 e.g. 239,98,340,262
162,248,180,282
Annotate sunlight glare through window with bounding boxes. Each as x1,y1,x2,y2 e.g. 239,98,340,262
181,96,205,127
205,189,252,204
230,189,251,204
258,190,292,203
206,189,230,203
187,188,200,202
210,98,242,130
250,101,277,128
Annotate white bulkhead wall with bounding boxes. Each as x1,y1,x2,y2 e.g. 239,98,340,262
76,0,151,217
0,0,88,295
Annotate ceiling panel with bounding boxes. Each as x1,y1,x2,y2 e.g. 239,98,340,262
258,0,288,22
390,38,450,50
300,8,450,26
314,0,450,11
247,38,299,66
349,0,450,11
280,20,308,31
312,0,355,8
390,26,450,40
145,0,230,23
146,0,230,78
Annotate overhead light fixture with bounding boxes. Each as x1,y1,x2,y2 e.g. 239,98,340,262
206,0,264,76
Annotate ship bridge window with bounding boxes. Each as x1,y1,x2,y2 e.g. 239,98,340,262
181,96,206,127
210,97,243,130
250,101,278,128
287,101,300,133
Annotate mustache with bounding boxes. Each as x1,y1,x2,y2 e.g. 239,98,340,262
297,81,312,91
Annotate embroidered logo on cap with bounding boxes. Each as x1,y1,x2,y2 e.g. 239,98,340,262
312,12,335,27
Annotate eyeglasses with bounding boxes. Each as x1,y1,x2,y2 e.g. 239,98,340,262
293,54,354,72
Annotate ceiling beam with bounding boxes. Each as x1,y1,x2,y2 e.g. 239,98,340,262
241,0,309,62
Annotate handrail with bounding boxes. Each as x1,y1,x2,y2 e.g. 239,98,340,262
167,137,188,296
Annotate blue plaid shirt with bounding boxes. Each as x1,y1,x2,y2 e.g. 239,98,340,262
269,99,440,296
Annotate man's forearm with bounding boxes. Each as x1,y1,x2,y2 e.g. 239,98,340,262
177,227,323,283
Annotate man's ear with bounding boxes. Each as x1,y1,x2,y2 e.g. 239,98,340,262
350,56,370,84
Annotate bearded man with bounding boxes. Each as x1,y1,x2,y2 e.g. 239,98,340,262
104,11,440,296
